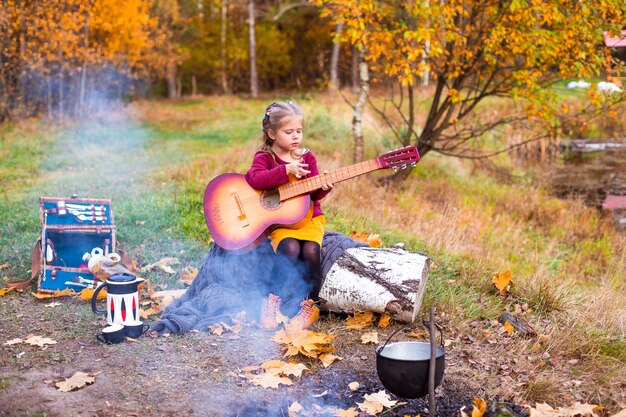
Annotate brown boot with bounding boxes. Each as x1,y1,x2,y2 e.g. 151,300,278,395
289,299,320,330
260,293,282,330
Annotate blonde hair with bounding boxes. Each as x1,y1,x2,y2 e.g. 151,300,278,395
261,101,303,152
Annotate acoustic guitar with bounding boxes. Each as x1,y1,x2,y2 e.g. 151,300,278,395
203,146,420,251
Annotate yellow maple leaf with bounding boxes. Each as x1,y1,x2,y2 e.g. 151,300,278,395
335,407,359,417
504,321,515,334
378,314,391,328
357,390,397,415
276,362,309,378
77,287,106,301
0,287,14,296
345,311,375,330
361,331,379,344
24,335,57,347
491,270,512,295
31,289,75,299
319,353,342,368
251,372,293,389
55,371,96,392
273,327,335,359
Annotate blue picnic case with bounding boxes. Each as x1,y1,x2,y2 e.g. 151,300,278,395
37,196,116,293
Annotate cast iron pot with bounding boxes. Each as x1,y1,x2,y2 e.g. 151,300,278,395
375,323,445,398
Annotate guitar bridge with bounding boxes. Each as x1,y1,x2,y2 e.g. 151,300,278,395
230,188,249,228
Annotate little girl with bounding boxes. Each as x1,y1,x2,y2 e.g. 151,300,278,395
244,101,333,330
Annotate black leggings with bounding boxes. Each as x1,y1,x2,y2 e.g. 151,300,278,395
276,238,323,302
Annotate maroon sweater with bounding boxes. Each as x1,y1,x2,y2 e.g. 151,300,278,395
244,150,331,217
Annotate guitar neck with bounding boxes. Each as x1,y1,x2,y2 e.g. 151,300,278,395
278,158,381,201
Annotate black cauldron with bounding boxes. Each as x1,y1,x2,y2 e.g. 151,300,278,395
376,340,445,398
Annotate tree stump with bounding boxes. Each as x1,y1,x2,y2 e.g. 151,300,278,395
319,244,430,323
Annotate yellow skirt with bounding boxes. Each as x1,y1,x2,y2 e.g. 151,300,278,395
269,215,326,252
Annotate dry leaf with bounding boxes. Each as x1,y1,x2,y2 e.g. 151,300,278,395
276,363,308,378
0,262,8,270
361,331,379,344
407,331,429,339
141,257,180,274
209,323,224,336
31,289,75,299
150,289,186,306
461,397,487,417
503,321,515,334
273,326,335,359
250,372,293,389
345,311,375,330
178,266,198,286
491,270,512,295
3,338,23,346
335,407,359,417
288,401,304,417
357,390,397,415
561,403,603,417
348,382,360,391
78,287,106,301
55,372,96,392
44,301,62,308
378,314,391,328
0,287,14,296
610,409,626,417
24,335,57,347
139,306,161,319
319,353,342,368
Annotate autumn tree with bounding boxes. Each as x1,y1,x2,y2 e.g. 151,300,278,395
315,0,626,166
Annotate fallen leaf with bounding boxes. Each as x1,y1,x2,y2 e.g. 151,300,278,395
250,372,293,389
378,314,391,328
504,321,515,334
55,372,96,392
44,301,62,308
345,311,375,330
31,289,75,299
335,407,359,417
276,362,308,378
150,289,186,306
288,401,304,417
141,257,180,274
139,306,161,319
0,287,14,296
491,270,512,295
24,335,57,347
209,323,224,336
561,403,603,417
348,381,360,391
3,338,23,346
0,262,8,270
361,331,379,344
407,331,429,339
78,287,106,301
461,397,487,417
357,390,397,415
273,326,335,359
610,409,626,417
178,266,198,286
319,353,342,368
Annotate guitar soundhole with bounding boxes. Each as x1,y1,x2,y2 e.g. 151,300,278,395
261,189,281,210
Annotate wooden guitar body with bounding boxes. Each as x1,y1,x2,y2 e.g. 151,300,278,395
203,173,311,251
204,146,420,252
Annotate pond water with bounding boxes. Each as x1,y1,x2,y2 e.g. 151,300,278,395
544,139,626,229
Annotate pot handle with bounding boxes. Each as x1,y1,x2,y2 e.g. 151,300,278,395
377,316,444,353
91,282,108,314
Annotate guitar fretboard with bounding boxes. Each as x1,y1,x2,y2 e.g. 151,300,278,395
278,158,381,201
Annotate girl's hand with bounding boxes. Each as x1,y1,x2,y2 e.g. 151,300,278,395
287,159,310,178
321,170,334,190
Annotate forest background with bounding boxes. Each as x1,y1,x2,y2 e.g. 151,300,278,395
1,0,626,416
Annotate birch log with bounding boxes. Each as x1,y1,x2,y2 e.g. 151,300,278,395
319,244,429,323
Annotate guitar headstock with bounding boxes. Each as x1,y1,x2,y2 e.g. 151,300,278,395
377,146,421,170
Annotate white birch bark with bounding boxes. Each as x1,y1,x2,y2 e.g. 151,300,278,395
319,245,430,323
